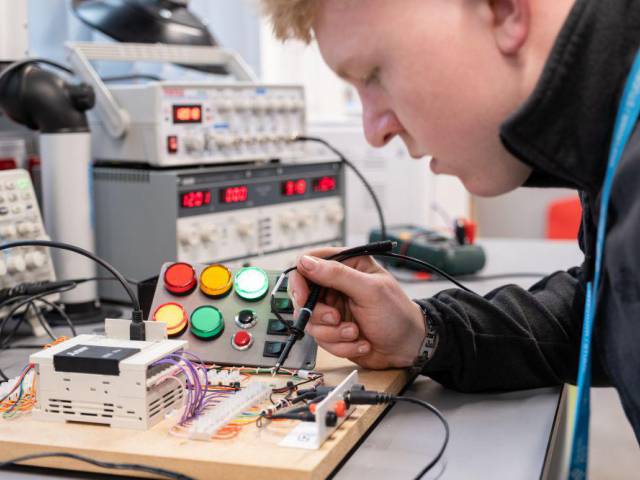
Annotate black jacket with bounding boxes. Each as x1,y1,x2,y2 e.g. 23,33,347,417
419,0,640,443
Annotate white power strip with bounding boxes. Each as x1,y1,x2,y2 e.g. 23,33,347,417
189,382,270,440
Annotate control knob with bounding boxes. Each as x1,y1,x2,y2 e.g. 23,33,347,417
184,135,205,154
327,205,345,224
236,221,255,238
25,251,46,270
279,211,297,230
179,228,200,248
200,225,219,244
0,224,17,239
17,222,35,236
7,255,26,273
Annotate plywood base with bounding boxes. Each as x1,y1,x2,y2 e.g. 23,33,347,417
0,349,410,480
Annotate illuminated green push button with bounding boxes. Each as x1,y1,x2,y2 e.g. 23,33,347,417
190,306,224,339
234,267,270,301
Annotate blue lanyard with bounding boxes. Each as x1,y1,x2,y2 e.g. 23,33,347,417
569,48,640,479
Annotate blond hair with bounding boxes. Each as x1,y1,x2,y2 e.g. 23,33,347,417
260,0,319,43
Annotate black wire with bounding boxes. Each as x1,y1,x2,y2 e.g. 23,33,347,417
0,285,76,350
29,302,56,341
0,452,194,480
390,395,449,479
68,275,140,285
33,296,77,337
0,368,8,382
373,252,477,294
101,73,163,82
0,240,141,311
295,135,387,240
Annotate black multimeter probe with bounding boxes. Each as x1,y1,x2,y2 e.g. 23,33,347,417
271,241,477,374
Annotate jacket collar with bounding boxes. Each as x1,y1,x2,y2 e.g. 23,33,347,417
500,0,640,193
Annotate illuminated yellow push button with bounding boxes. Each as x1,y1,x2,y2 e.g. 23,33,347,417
199,264,233,298
153,302,188,337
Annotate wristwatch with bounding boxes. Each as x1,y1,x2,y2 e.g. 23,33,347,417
410,301,439,375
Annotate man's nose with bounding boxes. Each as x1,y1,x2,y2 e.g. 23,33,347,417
362,105,403,147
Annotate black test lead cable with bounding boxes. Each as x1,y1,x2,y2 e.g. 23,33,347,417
0,240,146,340
344,388,450,479
271,241,476,374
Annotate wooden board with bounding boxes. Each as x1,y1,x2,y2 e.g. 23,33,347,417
0,349,410,480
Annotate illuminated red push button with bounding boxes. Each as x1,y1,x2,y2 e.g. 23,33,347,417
164,262,197,295
231,330,253,351
153,302,188,337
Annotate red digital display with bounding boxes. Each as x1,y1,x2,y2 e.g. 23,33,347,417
181,190,211,209
221,185,248,204
282,179,307,197
313,176,337,193
172,104,202,124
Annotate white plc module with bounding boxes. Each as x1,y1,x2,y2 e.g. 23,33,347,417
30,319,187,430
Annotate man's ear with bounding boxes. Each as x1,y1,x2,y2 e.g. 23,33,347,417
489,0,530,55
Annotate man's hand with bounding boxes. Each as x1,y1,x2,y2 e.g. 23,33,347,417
288,247,427,370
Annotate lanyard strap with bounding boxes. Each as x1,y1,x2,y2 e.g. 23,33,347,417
569,48,640,479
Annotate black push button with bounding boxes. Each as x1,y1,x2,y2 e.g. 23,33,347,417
272,297,294,314
237,309,256,325
267,318,289,336
263,341,286,358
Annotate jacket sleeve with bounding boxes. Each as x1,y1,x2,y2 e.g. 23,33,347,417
416,266,610,392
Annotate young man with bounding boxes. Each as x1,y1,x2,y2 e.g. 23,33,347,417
261,0,640,443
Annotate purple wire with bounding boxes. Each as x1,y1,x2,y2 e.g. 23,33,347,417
177,351,211,412
151,358,196,424
167,354,206,417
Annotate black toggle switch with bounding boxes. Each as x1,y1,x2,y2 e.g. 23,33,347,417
277,276,289,292
263,341,286,358
272,297,294,314
267,318,289,336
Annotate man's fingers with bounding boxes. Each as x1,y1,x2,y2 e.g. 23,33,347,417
288,270,309,309
306,321,359,342
295,255,379,303
316,339,371,358
305,302,341,326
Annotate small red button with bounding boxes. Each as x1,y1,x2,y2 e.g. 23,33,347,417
164,262,197,295
232,331,253,350
167,135,178,154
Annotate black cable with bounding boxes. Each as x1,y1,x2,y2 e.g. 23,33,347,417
0,240,145,339
372,252,477,294
0,285,76,349
33,296,77,337
294,135,387,240
67,275,140,285
0,452,194,480
392,396,449,479
345,390,449,479
0,241,139,310
102,73,163,82
29,302,56,341
0,368,8,382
